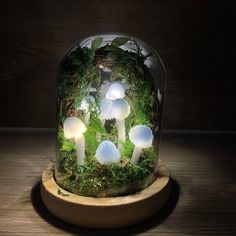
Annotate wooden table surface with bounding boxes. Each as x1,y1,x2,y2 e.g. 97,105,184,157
0,130,235,235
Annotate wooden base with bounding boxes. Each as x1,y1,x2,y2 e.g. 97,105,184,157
40,162,171,228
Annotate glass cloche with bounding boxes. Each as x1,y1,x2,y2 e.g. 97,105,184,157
55,33,166,197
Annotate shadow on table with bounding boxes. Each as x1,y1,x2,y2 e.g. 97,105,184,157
31,178,179,235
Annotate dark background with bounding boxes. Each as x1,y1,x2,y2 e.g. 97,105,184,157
0,0,235,130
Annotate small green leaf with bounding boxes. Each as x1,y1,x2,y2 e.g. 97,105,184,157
91,37,103,51
107,52,119,60
111,37,129,47
105,45,124,54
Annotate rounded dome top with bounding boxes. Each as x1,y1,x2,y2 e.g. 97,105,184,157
129,125,153,148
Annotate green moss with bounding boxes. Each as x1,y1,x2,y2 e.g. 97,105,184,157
56,146,156,197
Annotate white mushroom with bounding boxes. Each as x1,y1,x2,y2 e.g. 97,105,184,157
106,82,125,100
110,98,130,150
128,125,154,165
95,140,120,164
78,95,95,124
100,80,129,98
99,98,113,125
63,117,87,165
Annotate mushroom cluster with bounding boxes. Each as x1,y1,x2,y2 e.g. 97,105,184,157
63,80,154,166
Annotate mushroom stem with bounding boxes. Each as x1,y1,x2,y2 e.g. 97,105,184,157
131,146,142,165
75,135,85,165
116,119,125,150
84,112,90,125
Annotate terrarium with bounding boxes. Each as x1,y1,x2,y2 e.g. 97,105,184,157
41,33,170,228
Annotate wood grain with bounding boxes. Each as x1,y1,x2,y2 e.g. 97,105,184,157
0,130,235,235
40,162,170,228
0,1,235,130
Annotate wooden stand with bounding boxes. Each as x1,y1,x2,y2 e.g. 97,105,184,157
40,162,171,228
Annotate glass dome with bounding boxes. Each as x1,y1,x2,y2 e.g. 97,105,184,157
55,33,166,197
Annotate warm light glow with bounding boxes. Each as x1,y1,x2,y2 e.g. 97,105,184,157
63,117,87,165
63,117,87,139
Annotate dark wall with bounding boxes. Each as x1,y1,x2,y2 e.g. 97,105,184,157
0,0,235,130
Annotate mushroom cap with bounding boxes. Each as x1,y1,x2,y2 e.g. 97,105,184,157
99,98,113,120
129,125,153,148
106,83,125,100
110,98,130,120
95,140,120,164
79,95,95,111
100,81,128,98
63,117,87,139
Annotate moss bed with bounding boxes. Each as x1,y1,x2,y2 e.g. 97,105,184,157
56,36,160,197
55,146,157,197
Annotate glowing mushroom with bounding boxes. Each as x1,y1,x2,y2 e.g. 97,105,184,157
106,83,125,100
110,98,130,150
95,140,120,164
79,95,95,124
63,117,87,165
128,125,154,165
99,98,113,125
